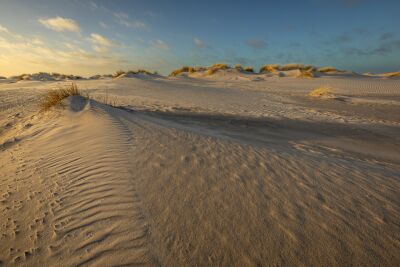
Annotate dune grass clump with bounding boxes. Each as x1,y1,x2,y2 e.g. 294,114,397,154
235,64,243,71
211,63,229,70
244,66,254,73
137,69,155,75
260,64,281,73
309,86,334,98
40,83,80,111
280,63,307,71
298,69,314,78
317,66,338,73
188,67,196,74
170,66,191,76
206,63,231,76
207,68,218,75
384,71,400,78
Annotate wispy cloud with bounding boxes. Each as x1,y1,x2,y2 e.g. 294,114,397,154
0,24,10,33
114,12,146,29
151,39,170,50
193,38,205,48
39,17,80,32
89,33,114,47
246,38,267,49
89,33,115,53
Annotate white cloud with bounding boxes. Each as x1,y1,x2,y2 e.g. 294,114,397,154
193,38,205,48
89,33,114,46
0,24,9,33
89,33,115,53
38,17,80,32
114,12,146,29
92,45,109,53
151,39,170,50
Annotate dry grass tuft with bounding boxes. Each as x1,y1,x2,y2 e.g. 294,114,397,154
170,66,190,76
113,69,156,78
40,83,80,111
309,86,333,98
207,68,218,75
260,64,281,73
211,63,230,70
383,71,400,78
188,67,196,74
234,64,243,70
206,63,230,76
280,63,307,71
244,66,254,73
298,69,314,78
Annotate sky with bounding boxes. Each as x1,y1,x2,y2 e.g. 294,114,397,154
0,0,399,76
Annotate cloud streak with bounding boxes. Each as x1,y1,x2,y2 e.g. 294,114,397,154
193,38,205,48
39,17,80,32
0,24,10,33
114,12,146,29
151,40,170,50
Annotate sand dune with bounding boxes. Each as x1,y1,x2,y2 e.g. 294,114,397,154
1,74,399,266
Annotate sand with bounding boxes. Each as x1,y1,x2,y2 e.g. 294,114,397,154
0,73,399,266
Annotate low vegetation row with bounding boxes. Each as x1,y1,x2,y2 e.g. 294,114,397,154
170,63,341,77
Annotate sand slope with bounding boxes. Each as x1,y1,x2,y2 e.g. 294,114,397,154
1,97,156,266
1,76,400,266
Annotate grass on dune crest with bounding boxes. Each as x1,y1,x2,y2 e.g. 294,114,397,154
170,64,229,76
298,69,315,78
243,66,254,73
113,69,157,78
384,71,400,78
170,66,191,76
317,66,338,73
235,64,243,70
259,64,281,73
40,83,80,111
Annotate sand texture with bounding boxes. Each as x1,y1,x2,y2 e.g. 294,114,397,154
0,74,399,266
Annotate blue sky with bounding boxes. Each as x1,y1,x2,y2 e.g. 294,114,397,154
0,0,399,76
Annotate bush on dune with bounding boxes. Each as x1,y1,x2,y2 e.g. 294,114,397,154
40,83,80,111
